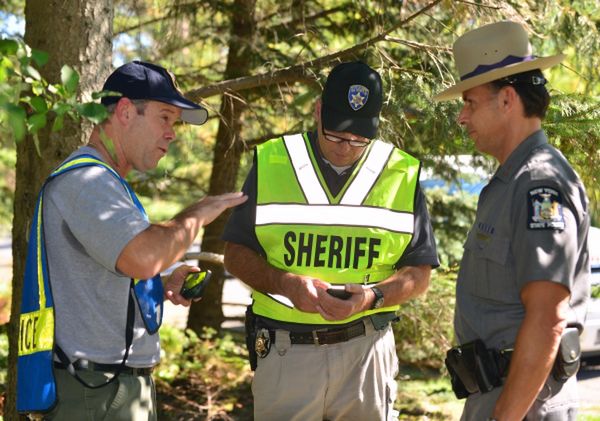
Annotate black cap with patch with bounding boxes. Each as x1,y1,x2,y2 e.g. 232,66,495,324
101,61,208,125
321,61,383,139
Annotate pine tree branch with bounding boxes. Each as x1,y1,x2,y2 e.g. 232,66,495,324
185,0,443,101
384,37,451,53
114,0,207,36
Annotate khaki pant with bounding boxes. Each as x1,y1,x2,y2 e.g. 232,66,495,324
44,367,156,421
252,320,399,421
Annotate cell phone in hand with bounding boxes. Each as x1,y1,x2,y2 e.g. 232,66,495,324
180,270,212,300
326,286,352,300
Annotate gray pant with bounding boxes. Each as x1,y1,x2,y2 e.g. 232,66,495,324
461,374,579,421
45,367,156,421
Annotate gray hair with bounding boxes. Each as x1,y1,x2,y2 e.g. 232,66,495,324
104,99,149,117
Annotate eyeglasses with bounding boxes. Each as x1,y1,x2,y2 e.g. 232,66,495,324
321,123,371,148
324,134,371,148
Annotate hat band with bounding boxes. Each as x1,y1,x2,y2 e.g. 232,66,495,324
461,55,534,81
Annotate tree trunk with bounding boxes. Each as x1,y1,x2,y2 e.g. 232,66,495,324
187,0,257,333
6,1,113,418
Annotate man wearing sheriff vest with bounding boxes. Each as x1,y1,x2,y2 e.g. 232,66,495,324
223,61,439,420
17,61,246,420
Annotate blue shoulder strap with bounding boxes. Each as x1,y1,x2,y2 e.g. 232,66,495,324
17,154,163,413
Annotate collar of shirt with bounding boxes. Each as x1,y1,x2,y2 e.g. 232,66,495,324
307,130,359,197
308,130,359,176
494,129,548,183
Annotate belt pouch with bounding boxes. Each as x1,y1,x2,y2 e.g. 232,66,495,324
552,327,581,382
370,313,399,330
445,339,503,398
462,339,502,393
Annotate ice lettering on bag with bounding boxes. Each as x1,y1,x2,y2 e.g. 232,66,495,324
18,309,54,356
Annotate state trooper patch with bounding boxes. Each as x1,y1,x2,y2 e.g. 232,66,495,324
348,84,369,110
527,186,565,230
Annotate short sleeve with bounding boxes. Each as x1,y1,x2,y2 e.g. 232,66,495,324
222,158,265,256
395,183,440,269
511,180,580,292
45,166,150,273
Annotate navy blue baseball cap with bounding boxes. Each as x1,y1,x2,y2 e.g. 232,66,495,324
101,61,208,125
321,61,383,139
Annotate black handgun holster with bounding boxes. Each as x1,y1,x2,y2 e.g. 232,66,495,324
445,339,503,399
244,305,258,371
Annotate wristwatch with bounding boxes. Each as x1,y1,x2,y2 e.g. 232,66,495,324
370,286,384,310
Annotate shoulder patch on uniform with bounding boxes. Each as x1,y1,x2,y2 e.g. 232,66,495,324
527,186,565,230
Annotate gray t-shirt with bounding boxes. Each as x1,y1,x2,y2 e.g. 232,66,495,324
454,130,590,350
44,146,160,366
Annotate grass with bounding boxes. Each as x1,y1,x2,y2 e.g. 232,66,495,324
396,365,463,420
0,327,598,420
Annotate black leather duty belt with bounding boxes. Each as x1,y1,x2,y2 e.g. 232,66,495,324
287,319,366,345
54,360,153,376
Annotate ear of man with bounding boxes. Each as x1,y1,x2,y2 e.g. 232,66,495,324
498,85,520,114
114,97,136,125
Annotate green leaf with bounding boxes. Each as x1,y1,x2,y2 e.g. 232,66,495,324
0,56,13,82
28,112,47,134
4,103,27,141
31,49,49,67
60,65,79,95
0,39,19,56
52,102,71,116
52,114,64,132
31,81,45,96
92,89,121,100
75,102,108,124
32,133,42,157
30,96,48,113
99,129,117,162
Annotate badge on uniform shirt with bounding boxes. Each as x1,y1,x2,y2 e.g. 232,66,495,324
527,186,565,230
348,85,369,110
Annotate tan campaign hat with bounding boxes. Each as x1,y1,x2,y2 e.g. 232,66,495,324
434,21,564,102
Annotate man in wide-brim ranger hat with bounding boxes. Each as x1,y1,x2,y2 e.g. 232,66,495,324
435,21,590,421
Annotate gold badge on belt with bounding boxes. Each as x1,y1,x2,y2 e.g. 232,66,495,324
255,328,271,358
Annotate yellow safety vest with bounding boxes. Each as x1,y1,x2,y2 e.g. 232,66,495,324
254,133,420,324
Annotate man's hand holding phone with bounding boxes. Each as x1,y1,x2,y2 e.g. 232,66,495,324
164,265,211,306
326,285,352,300
180,270,212,300
318,283,373,321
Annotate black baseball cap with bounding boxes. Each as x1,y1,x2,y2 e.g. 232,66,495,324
321,61,383,139
101,61,208,125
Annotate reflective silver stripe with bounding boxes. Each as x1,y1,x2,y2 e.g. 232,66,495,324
340,141,394,205
266,293,294,308
283,134,328,204
256,204,414,233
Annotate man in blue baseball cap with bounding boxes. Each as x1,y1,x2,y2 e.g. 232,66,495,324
17,61,246,420
101,60,208,125
223,60,439,420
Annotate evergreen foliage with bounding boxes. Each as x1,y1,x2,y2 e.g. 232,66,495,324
0,37,109,225
1,0,599,374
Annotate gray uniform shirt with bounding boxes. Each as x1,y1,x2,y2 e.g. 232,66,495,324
455,130,590,350
44,146,160,367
